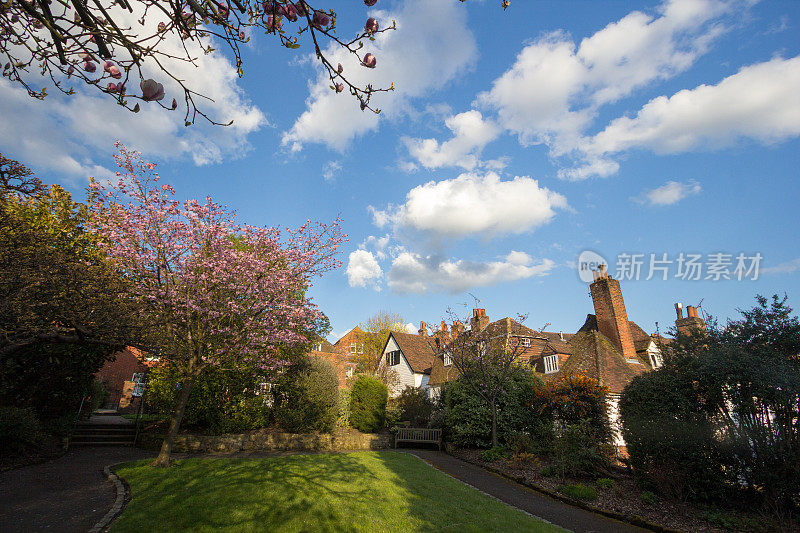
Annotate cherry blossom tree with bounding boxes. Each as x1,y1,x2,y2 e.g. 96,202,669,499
90,142,345,466
0,0,397,124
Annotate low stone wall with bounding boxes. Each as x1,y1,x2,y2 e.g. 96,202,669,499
142,429,393,453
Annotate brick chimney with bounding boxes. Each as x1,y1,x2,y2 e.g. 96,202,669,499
589,267,636,359
675,302,706,335
470,309,490,332
451,320,465,338
418,321,427,336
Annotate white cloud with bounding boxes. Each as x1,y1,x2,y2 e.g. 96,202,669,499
370,171,567,240
346,249,383,289
0,4,266,181
282,0,477,152
387,251,555,294
469,0,737,177
322,160,342,182
403,110,502,170
761,258,800,275
635,180,702,205
584,55,800,157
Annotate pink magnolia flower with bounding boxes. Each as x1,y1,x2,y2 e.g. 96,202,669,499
67,64,74,75
364,0,377,6
107,82,119,92
312,10,329,28
362,53,376,68
335,83,343,93
83,61,96,73
158,22,166,32
365,17,378,34
105,61,122,79
294,1,308,16
281,3,298,21
140,78,165,101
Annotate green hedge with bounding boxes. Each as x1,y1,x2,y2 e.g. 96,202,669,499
349,375,387,433
0,407,44,456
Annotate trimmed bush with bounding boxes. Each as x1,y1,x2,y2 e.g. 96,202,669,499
336,388,351,430
557,483,597,501
395,386,434,427
275,357,339,433
349,375,388,433
480,446,507,462
0,407,44,456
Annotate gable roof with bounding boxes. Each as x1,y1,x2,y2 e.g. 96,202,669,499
332,326,363,348
386,331,436,375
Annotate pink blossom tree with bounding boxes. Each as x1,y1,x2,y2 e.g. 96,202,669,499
90,142,345,466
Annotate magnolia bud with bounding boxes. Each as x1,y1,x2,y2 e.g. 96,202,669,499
83,61,96,73
337,63,343,74
335,83,343,93
171,98,178,109
158,22,166,32
364,0,377,5
365,17,378,34
107,82,118,92
362,53,376,68
312,10,329,28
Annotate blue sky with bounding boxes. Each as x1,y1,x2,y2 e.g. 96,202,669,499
1,0,799,341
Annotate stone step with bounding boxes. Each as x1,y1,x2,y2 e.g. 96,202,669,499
70,441,135,447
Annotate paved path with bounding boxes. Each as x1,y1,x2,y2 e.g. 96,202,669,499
0,447,153,533
410,450,649,533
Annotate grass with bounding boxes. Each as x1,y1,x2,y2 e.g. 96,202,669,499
556,483,598,501
112,451,563,532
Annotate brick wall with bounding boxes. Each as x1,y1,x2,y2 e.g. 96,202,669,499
95,347,149,410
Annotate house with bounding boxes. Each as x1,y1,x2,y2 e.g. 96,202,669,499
428,311,574,398
95,346,156,412
378,325,437,397
332,326,367,358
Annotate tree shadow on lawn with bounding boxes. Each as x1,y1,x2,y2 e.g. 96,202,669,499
374,451,560,532
113,454,377,532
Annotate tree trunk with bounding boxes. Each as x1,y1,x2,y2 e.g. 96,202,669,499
151,371,196,467
491,397,498,448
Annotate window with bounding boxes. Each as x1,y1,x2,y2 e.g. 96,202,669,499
358,343,363,354
649,351,663,369
316,342,322,351
522,337,531,347
543,355,559,374
131,372,146,397
443,352,453,367
346,366,354,378
386,350,401,366
350,342,357,353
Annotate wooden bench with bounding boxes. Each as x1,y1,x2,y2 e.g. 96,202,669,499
394,427,442,450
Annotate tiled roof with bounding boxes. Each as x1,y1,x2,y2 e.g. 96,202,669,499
548,330,648,394
428,354,460,386
389,331,437,375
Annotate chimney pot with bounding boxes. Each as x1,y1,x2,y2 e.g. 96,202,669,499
687,306,699,318
419,321,427,336
675,302,684,319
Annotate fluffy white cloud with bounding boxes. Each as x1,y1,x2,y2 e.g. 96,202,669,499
584,56,800,156
387,251,554,294
403,110,502,170
635,180,702,205
346,250,383,289
282,0,477,152
322,160,342,182
476,0,729,156
0,4,265,180
370,171,567,240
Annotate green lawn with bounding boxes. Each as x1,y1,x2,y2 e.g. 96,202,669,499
112,451,562,532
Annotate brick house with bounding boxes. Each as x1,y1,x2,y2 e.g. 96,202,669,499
95,346,155,412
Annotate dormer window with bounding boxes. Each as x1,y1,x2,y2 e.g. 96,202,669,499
649,351,663,369
350,342,357,353
543,355,559,374
443,352,453,367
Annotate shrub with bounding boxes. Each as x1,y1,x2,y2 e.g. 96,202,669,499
442,366,544,448
620,367,727,501
557,484,598,501
480,446,507,462
596,478,614,489
147,364,272,434
640,491,658,505
0,407,44,455
349,375,388,433
384,402,402,429
549,419,612,478
85,378,109,415
538,370,611,445
336,388,351,430
540,465,557,477
275,357,339,433
395,386,434,427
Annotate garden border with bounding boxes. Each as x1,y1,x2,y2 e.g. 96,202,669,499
88,462,130,533
448,450,681,533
